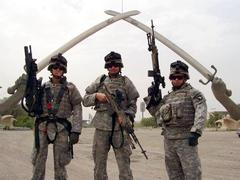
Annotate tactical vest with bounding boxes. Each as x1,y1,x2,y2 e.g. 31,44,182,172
92,74,128,147
41,82,72,118
161,84,195,128
95,75,128,113
35,80,72,150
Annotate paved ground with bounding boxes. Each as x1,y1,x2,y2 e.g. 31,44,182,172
0,128,239,180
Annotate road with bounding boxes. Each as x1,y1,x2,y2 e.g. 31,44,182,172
0,128,239,180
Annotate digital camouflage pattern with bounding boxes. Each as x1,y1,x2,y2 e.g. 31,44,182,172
83,75,139,131
92,129,133,180
83,74,139,180
157,83,207,138
164,138,201,180
146,83,207,180
32,129,71,180
32,80,82,180
40,81,82,133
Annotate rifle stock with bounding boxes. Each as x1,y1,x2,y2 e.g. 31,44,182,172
103,84,148,159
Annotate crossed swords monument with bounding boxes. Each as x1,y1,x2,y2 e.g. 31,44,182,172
1,10,240,122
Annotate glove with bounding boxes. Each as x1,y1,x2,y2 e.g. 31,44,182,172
188,132,201,146
147,84,161,106
69,132,80,144
148,84,159,97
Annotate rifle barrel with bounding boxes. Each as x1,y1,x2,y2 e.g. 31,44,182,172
130,132,148,159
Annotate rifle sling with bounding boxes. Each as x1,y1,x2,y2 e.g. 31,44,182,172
109,112,124,149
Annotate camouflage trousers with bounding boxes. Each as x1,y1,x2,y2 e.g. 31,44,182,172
31,129,71,180
164,138,201,180
93,129,133,180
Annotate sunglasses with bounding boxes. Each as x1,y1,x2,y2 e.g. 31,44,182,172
52,64,65,71
106,63,120,68
170,75,185,80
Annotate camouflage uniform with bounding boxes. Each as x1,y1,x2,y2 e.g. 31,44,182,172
31,79,82,179
83,74,139,180
146,60,207,180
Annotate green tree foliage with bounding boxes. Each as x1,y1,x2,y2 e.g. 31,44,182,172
140,116,157,127
15,115,34,129
206,112,224,128
0,97,34,129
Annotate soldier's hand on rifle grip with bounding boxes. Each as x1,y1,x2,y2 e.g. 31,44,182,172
148,84,158,96
95,93,108,103
147,84,161,106
148,84,160,98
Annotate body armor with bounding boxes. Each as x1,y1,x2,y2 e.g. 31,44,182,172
84,74,139,131
96,75,127,112
38,80,82,134
161,85,195,127
93,75,127,131
160,84,197,139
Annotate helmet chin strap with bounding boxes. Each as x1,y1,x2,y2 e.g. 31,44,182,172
108,69,121,77
50,74,66,84
172,80,186,90
53,74,62,79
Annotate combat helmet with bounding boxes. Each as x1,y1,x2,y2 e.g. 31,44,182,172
169,60,189,79
104,51,123,69
48,53,67,73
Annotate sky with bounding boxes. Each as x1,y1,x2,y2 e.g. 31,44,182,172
0,0,240,120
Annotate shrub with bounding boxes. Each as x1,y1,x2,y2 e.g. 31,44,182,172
15,115,34,129
206,112,224,128
140,117,157,127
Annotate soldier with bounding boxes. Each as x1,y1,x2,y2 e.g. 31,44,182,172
145,60,207,180
83,51,139,180
31,54,82,180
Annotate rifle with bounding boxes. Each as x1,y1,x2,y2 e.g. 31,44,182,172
103,83,148,160
21,45,43,117
146,20,165,107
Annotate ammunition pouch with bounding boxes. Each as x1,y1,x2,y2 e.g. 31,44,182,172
160,104,172,122
174,102,184,119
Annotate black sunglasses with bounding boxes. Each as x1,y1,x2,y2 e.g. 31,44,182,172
170,75,185,80
52,64,65,71
106,62,121,68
